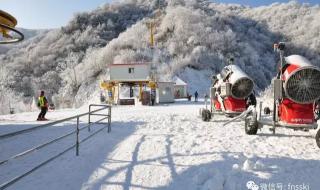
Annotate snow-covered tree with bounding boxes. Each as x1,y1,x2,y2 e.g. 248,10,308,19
1,0,320,113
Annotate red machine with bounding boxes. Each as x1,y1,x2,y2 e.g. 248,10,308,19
242,42,320,148
201,62,255,121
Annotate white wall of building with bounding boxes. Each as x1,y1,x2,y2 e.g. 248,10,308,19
156,82,174,103
109,64,150,82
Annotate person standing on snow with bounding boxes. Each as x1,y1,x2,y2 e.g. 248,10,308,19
150,89,156,106
37,91,49,121
194,91,198,102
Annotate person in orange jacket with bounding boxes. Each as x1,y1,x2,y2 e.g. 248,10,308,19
37,90,48,121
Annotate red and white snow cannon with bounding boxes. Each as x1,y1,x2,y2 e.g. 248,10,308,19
278,55,320,126
241,42,320,148
201,63,255,121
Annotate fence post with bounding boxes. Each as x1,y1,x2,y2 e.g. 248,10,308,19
88,105,91,124
108,106,111,133
88,105,91,132
76,117,79,156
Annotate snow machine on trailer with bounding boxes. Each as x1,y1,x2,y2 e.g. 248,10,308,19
234,42,320,148
200,60,255,121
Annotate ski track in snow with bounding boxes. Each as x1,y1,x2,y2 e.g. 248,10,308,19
0,101,319,190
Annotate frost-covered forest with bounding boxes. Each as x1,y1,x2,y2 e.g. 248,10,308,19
0,0,320,114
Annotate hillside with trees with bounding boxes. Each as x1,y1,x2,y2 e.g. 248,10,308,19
0,0,319,114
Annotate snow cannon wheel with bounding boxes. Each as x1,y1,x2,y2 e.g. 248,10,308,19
316,130,320,149
245,111,258,135
201,109,212,122
264,107,271,115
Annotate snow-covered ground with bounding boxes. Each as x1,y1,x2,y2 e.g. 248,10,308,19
0,100,319,190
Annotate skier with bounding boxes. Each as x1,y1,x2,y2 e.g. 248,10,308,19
37,91,49,121
194,91,198,102
100,91,106,103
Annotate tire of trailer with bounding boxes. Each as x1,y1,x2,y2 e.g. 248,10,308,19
202,109,212,122
316,129,320,149
245,111,258,135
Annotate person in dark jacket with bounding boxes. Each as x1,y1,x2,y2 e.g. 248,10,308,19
194,91,199,102
37,91,49,121
150,89,156,106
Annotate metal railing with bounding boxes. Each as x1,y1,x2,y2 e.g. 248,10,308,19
89,104,112,133
0,104,111,190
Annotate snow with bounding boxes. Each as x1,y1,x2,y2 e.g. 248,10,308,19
173,76,187,86
0,100,320,190
179,68,212,97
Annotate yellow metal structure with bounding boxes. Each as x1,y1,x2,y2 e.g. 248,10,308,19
100,81,115,90
148,81,157,90
100,80,158,105
147,8,162,48
139,83,143,101
100,81,116,104
149,22,155,48
0,10,24,44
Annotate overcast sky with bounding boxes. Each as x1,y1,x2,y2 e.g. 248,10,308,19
0,0,319,29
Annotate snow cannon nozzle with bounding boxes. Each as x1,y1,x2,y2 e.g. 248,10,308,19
218,65,254,99
282,55,320,104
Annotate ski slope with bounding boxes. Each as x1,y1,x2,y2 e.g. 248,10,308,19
0,100,319,190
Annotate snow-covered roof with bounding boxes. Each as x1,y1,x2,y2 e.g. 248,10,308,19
173,76,187,86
